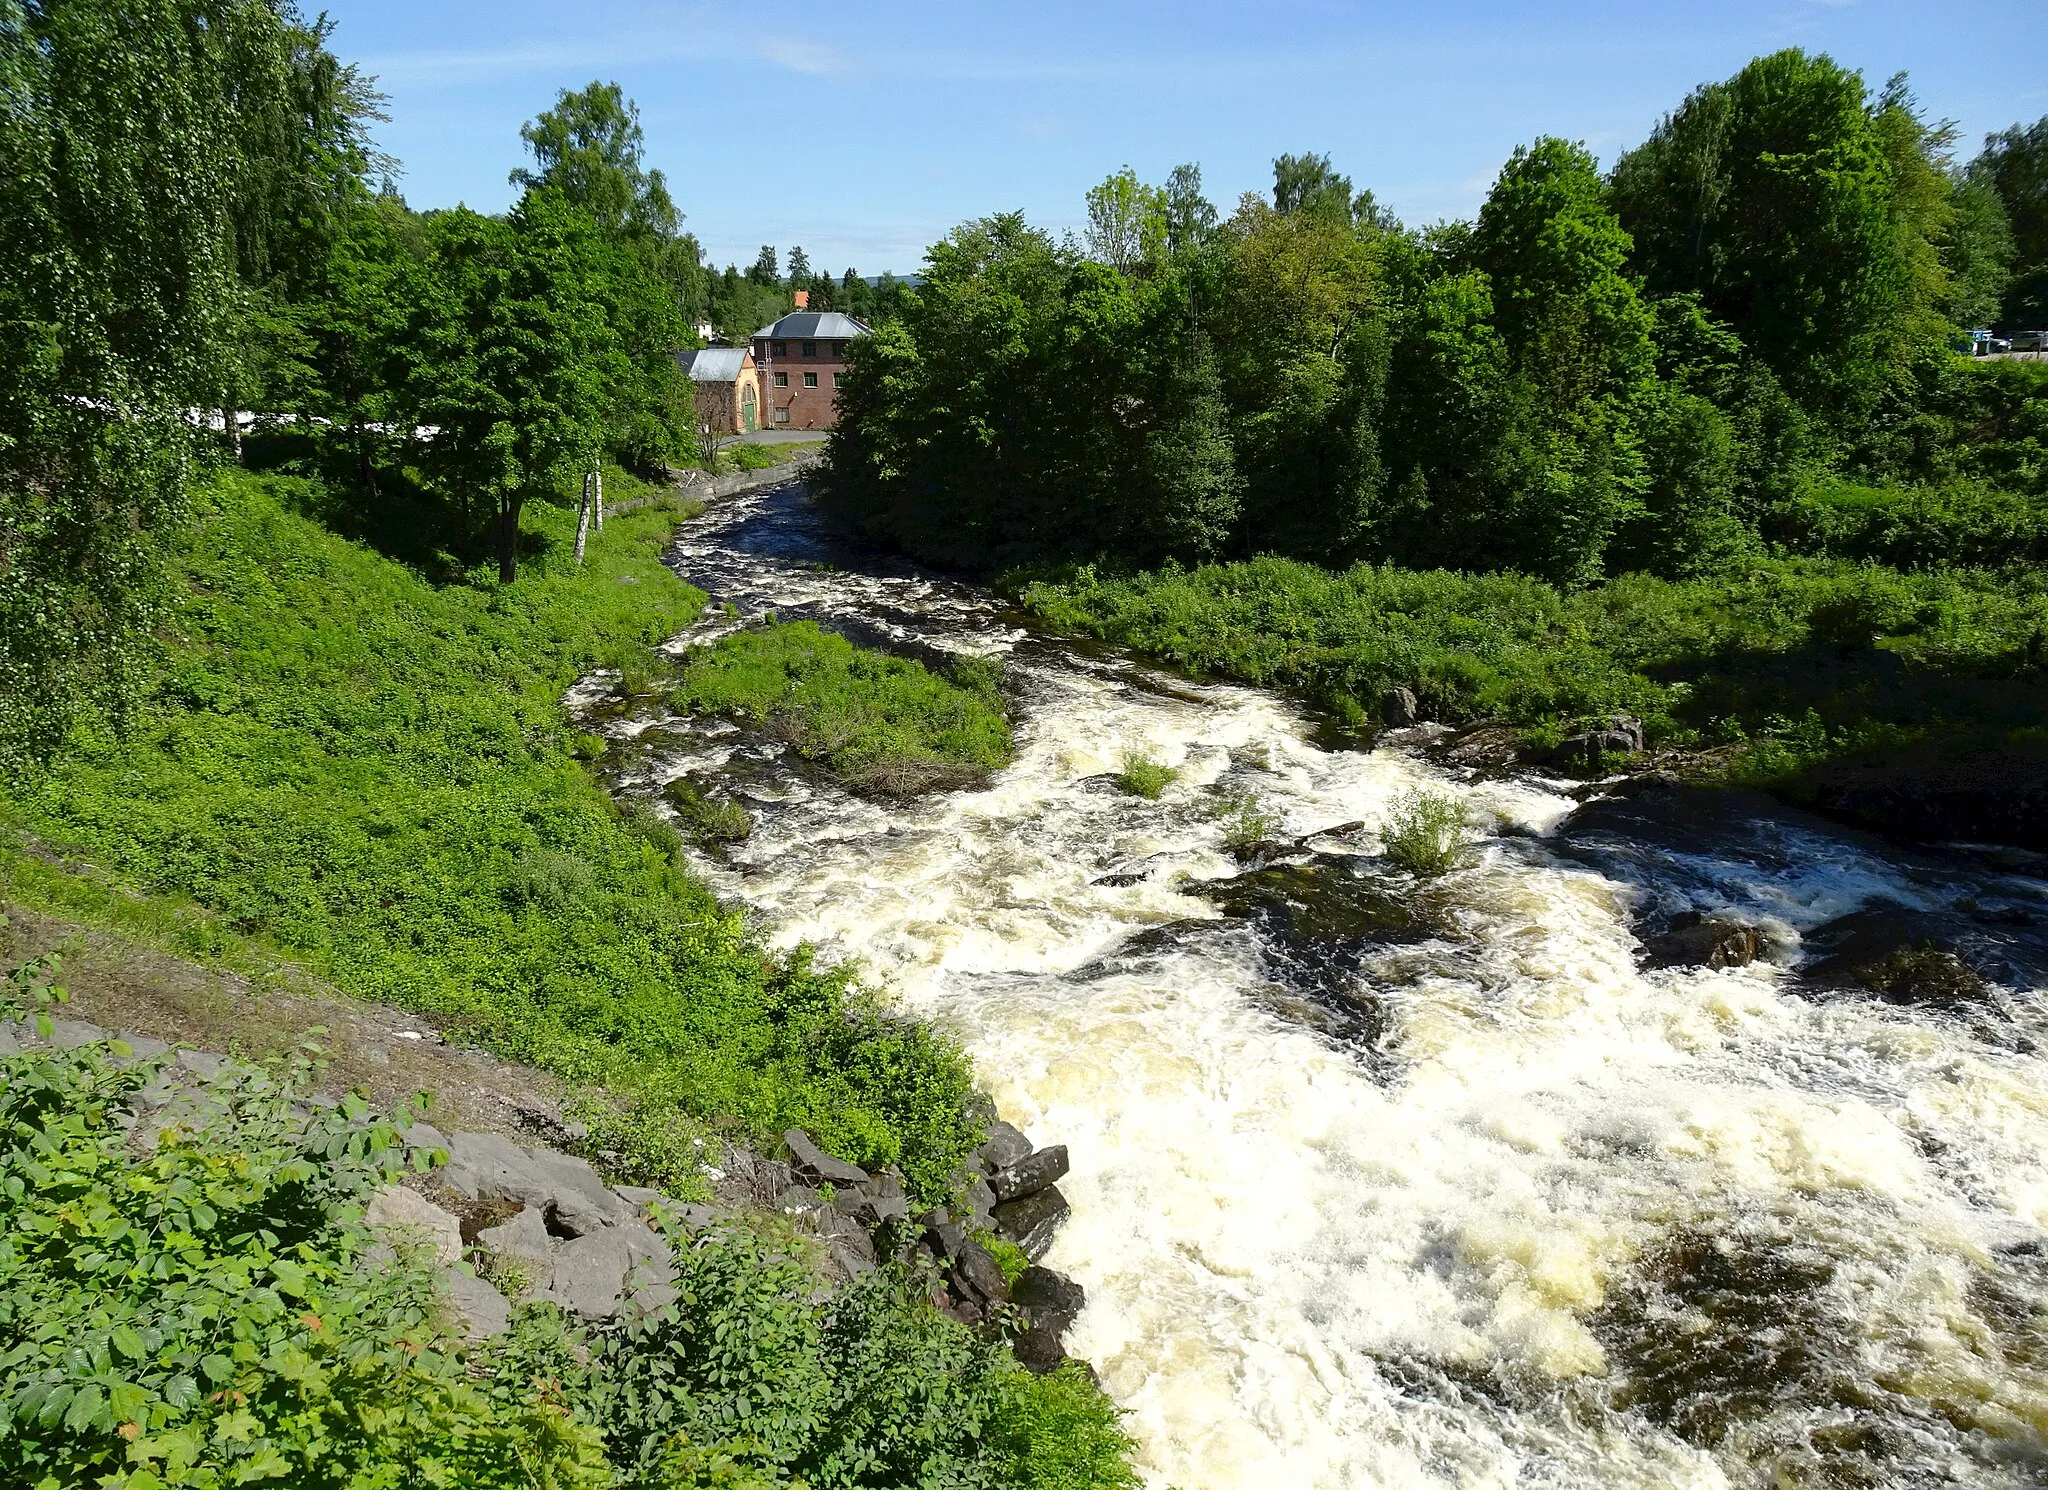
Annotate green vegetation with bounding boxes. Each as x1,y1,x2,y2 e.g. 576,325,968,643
1215,788,1284,849
1379,790,1473,877
660,776,755,849
818,53,2048,797
1113,749,1179,800
0,472,979,1198
0,991,1138,1490
1021,555,2048,777
666,622,1013,794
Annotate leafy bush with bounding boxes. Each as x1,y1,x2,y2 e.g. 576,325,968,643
1214,788,1282,848
1766,477,2048,569
666,621,1013,794
1380,789,1471,876
1114,749,1178,800
0,474,982,1199
728,442,779,472
0,1033,608,1490
0,1009,1141,1490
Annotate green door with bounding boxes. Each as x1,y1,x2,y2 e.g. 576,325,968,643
741,384,757,433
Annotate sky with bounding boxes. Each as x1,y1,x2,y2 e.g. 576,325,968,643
330,0,2048,276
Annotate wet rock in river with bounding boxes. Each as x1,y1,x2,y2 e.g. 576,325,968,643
1380,686,1421,727
1640,911,1769,971
1797,907,1992,1007
976,1120,1034,1172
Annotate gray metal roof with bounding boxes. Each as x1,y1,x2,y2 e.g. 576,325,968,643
676,347,750,382
752,311,870,341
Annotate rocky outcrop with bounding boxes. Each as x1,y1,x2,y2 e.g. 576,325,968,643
1796,907,1994,1008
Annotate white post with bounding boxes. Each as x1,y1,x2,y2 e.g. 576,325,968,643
593,467,605,533
573,472,592,563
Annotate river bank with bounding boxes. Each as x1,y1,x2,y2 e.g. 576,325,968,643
620,476,2048,1489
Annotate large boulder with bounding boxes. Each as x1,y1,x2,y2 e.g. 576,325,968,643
441,1131,630,1236
1012,1266,1086,1336
785,1128,870,1188
950,1239,1010,1308
976,1121,1033,1172
1797,908,1992,1008
543,1231,635,1319
476,1204,554,1274
990,1145,1069,1203
992,1184,1070,1262
365,1185,464,1267
438,1267,512,1340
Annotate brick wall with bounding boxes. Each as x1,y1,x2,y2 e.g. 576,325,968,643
752,334,855,430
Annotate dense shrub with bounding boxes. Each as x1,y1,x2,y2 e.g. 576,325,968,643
1765,477,2048,569
0,473,981,1198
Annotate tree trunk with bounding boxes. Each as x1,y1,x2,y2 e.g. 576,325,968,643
593,467,605,533
573,472,592,563
223,406,240,462
498,494,520,584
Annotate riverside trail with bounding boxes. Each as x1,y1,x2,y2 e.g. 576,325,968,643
575,479,2048,1490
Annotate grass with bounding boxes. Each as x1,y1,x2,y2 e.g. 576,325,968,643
1114,749,1178,799
666,622,1014,793
0,469,981,1198
1380,789,1471,876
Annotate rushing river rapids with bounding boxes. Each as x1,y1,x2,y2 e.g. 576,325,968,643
579,480,2048,1489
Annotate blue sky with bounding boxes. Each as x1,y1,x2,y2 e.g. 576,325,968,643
333,0,2047,275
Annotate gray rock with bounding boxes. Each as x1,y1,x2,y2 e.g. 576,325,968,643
365,1185,464,1266
926,1217,968,1261
775,1184,824,1217
116,1033,172,1062
175,1048,223,1077
402,1120,450,1155
1554,730,1641,770
0,1022,19,1056
612,1184,665,1212
951,1239,1010,1307
545,1231,634,1318
46,1018,109,1049
674,1202,727,1232
476,1205,555,1273
976,1121,1033,1172
990,1145,1069,1203
992,1184,1070,1263
828,1238,878,1280
442,1132,625,1236
1381,686,1420,728
785,1128,869,1187
440,1266,513,1340
964,1174,997,1228
1013,1266,1086,1335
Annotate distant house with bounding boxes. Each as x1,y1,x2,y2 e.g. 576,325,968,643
677,346,761,437
751,311,869,430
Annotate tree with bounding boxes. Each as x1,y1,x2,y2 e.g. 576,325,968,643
403,191,629,582
1610,50,1906,414
1971,117,2048,327
1270,152,1393,233
0,0,314,770
1164,163,1217,259
787,245,812,286
1084,168,1167,276
749,245,780,287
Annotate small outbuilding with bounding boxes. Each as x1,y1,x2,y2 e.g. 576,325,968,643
677,346,761,438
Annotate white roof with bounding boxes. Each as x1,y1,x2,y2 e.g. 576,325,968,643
753,311,870,341
677,347,749,382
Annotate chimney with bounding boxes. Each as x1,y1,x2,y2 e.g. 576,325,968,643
792,289,810,310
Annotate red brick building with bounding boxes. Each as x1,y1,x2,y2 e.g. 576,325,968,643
751,311,869,430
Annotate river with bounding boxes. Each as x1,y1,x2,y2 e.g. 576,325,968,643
590,479,2048,1489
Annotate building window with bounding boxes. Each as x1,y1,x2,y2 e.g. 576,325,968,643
801,340,817,357
833,341,845,356
803,371,818,387
773,371,788,388
771,340,787,356
833,371,846,387
774,407,790,423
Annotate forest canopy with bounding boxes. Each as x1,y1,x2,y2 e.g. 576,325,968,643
820,50,2048,591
